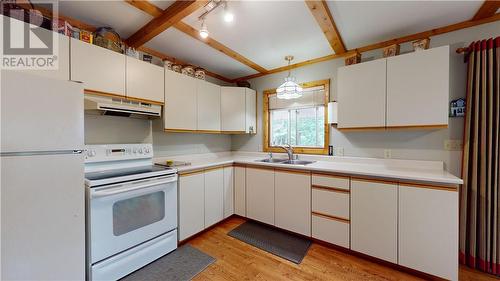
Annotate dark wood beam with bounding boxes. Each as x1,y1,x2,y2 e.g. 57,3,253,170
305,0,346,54
125,0,207,48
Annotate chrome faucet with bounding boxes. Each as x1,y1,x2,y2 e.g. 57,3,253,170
279,144,294,160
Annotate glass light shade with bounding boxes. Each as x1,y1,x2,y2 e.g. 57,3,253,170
276,76,303,99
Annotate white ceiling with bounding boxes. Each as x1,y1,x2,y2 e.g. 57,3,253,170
54,0,491,80
145,28,258,79
327,0,485,50
183,1,333,70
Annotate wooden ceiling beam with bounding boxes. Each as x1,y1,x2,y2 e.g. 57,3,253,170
233,13,500,82
305,0,346,54
125,0,207,48
125,0,268,73
472,0,500,21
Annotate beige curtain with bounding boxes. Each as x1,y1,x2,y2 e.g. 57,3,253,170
459,37,499,276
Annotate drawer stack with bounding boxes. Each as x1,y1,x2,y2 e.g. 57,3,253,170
311,173,350,248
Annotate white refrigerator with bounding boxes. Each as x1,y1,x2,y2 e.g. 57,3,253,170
0,71,85,280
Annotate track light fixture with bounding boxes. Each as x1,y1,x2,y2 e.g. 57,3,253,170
199,20,209,39
198,0,234,39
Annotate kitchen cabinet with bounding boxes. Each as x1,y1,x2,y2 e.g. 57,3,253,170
246,167,275,225
245,88,257,134
126,56,164,103
386,46,449,127
275,170,311,236
311,174,350,248
351,179,398,263
337,59,387,129
399,183,458,280
164,70,197,130
204,168,224,227
70,38,126,96
221,87,246,132
234,166,246,216
178,172,205,241
223,166,234,218
197,80,221,131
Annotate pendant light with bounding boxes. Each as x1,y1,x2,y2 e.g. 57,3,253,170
199,20,209,39
276,56,302,99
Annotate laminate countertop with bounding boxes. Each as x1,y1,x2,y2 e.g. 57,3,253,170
154,152,463,186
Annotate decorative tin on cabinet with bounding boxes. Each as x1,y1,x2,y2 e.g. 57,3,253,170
449,98,465,117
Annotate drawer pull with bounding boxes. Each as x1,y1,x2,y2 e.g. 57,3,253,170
312,212,350,223
312,185,350,193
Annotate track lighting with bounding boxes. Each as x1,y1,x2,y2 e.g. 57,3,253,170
223,3,234,22
199,20,209,39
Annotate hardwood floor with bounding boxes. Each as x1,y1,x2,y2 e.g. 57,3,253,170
187,217,498,281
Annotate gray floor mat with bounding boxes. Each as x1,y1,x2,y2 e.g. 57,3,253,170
228,220,311,264
120,244,215,281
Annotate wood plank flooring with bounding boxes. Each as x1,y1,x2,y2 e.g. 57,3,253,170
187,217,498,281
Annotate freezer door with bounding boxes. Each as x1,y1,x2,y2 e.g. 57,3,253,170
1,71,84,153
1,153,85,281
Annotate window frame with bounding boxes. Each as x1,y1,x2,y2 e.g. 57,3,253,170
263,79,330,155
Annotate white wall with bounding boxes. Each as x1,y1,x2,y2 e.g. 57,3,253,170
231,21,500,176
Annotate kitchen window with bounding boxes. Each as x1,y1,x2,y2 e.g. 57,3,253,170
264,80,329,155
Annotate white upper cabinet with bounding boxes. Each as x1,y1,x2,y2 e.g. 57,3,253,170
197,80,221,131
164,70,197,130
126,57,164,103
245,88,257,134
386,46,449,127
337,59,387,129
221,87,246,132
70,39,126,96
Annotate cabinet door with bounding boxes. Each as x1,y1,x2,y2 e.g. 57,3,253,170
197,80,221,131
399,184,458,280
246,167,274,225
204,168,224,227
223,166,234,218
234,166,246,216
337,59,387,129
70,38,125,95
164,70,197,130
221,87,246,132
351,179,397,263
245,88,256,134
275,170,311,236
178,173,204,241
126,57,164,103
386,46,449,127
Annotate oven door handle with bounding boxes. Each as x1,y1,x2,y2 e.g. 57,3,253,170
91,176,177,199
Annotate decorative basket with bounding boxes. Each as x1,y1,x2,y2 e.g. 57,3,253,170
383,44,400,57
181,66,195,77
172,64,182,73
345,52,361,66
164,60,173,70
412,38,430,51
195,68,206,80
236,80,251,88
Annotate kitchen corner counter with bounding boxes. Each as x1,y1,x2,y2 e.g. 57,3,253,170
155,152,463,186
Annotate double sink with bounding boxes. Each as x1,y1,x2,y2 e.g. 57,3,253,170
257,158,315,165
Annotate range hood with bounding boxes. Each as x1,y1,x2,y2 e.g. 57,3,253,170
84,94,161,119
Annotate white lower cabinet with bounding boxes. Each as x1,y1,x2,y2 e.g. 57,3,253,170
351,179,398,263
234,166,246,216
312,215,350,248
275,170,311,236
204,168,224,228
178,172,205,241
399,184,458,280
246,167,275,225
223,166,234,218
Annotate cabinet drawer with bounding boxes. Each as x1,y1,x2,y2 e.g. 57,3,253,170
312,174,349,190
312,187,349,219
312,214,349,248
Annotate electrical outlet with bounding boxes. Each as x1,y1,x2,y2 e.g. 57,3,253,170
384,149,392,159
335,147,344,156
444,140,463,151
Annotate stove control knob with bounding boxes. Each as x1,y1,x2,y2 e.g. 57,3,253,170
138,148,143,154
91,150,96,157
133,148,137,154
144,147,150,154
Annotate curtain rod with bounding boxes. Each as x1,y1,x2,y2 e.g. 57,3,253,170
456,47,470,54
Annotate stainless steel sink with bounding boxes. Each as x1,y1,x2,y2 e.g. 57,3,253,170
281,160,315,165
256,158,288,163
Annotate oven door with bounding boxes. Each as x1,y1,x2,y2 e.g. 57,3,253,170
89,174,177,264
